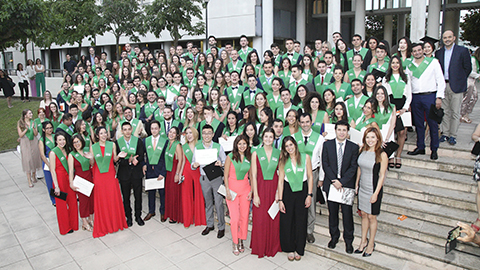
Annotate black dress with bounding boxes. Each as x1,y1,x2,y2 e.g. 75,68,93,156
0,76,15,97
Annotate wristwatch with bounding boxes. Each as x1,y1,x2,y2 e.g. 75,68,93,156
308,193,313,197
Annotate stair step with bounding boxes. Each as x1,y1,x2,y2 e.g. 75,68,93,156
400,154,473,175
313,214,479,270
383,178,476,211
386,165,476,193
403,143,474,160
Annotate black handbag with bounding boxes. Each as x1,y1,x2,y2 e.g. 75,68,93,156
471,141,480,156
8,80,15,88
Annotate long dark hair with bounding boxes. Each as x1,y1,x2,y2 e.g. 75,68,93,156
258,107,273,138
292,85,308,106
41,121,54,155
372,85,391,114
54,131,71,154
384,55,408,83
397,36,412,58
71,134,86,152
74,119,89,137
330,101,349,123
231,135,251,163
226,110,238,132
242,122,260,147
239,105,258,127
279,136,301,167
303,91,326,114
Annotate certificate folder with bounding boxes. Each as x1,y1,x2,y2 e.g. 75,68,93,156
204,161,223,180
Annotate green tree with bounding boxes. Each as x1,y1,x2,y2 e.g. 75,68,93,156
365,15,411,45
98,0,145,60
460,9,480,47
145,0,205,47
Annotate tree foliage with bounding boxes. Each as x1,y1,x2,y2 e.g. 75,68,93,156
98,0,145,60
460,9,480,47
365,15,411,45
145,0,205,47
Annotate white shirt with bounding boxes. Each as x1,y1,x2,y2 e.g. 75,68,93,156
382,74,413,110
16,70,28,81
301,129,325,180
26,66,36,78
407,57,445,99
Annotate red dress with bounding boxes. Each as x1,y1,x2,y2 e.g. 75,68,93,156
53,155,79,235
92,146,128,238
165,153,183,223
182,157,206,227
250,157,281,257
73,158,94,218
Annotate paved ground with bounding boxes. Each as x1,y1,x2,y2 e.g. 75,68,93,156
0,151,360,270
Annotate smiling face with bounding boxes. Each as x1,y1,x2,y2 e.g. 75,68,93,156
365,131,378,149
168,127,177,141
56,134,66,148
236,139,248,154
284,140,296,155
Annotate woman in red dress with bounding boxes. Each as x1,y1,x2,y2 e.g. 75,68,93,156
50,132,78,235
91,126,128,238
68,134,94,232
164,126,185,224
181,127,206,227
250,128,282,257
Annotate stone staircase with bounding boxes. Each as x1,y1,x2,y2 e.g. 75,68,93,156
306,140,479,269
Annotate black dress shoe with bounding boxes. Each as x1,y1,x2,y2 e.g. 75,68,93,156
136,217,145,226
126,218,133,227
354,239,369,254
346,243,354,254
160,215,166,222
201,226,214,236
143,213,155,221
67,229,74,234
327,239,338,249
407,148,425,155
217,229,225,238
306,233,315,243
430,150,438,160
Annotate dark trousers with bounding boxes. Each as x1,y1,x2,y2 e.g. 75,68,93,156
411,92,439,151
327,200,354,245
19,82,29,100
280,181,308,255
119,177,143,219
148,188,165,215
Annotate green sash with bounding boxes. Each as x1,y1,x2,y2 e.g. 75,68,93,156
52,147,69,173
183,143,194,164
227,60,244,74
284,154,306,192
256,147,280,180
73,151,90,171
389,76,407,99
92,141,113,173
312,110,326,133
282,52,301,65
135,104,142,118
117,136,139,159
408,57,433,79
196,141,221,152
267,93,282,111
355,116,377,131
227,86,245,109
144,103,158,117
223,127,239,136
41,136,55,150
278,70,291,86
155,88,168,99
199,119,221,139
25,121,35,140
120,118,140,131
347,69,366,82
165,141,179,172
229,153,251,180
59,90,71,103
369,61,389,73
57,123,73,136
473,56,480,74
294,131,321,158
346,95,368,121
145,136,167,165
258,75,276,94
346,48,368,68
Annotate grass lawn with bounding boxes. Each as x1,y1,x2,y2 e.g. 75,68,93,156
0,97,41,152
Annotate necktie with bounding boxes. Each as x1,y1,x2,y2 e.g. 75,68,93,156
337,142,344,176
275,138,279,148
153,137,157,149
321,75,324,85
304,136,308,145
179,110,183,119
167,121,171,132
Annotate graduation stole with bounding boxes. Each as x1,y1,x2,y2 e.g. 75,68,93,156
313,110,326,132
182,143,194,164
120,118,139,131
144,102,158,117
41,136,55,150
243,89,258,106
228,60,244,74
259,75,275,94
117,136,139,159
145,136,166,165
227,86,244,109
135,104,142,119
196,141,221,152
256,147,280,180
267,93,282,111
278,70,292,85
199,119,220,138
331,83,350,99
346,48,368,67
238,47,253,62
57,123,73,136
200,85,210,97
473,56,480,73
347,69,366,82
408,57,433,79
283,52,301,65
92,141,113,173
284,153,306,192
294,130,320,158
25,121,35,140
229,153,251,180
165,141,180,172
73,151,90,171
154,88,167,99
223,127,239,136
59,90,71,103
52,147,69,173
169,85,180,96
389,76,407,99
355,115,376,131
370,60,389,73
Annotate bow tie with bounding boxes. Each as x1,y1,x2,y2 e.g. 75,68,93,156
232,86,238,90
250,90,256,94
287,53,293,56
354,50,360,55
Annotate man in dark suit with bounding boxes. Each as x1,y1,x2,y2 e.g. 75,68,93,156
435,30,472,145
116,122,145,227
321,120,359,254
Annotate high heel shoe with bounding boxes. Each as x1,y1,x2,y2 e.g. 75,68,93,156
238,240,245,253
362,243,376,257
354,239,369,254
232,242,240,256
82,224,93,232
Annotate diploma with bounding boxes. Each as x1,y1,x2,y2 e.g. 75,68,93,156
195,148,218,166
217,184,237,201
323,123,336,140
73,85,84,94
145,178,165,190
73,175,94,197
335,97,344,104
400,111,412,127
268,201,279,220
349,128,363,145
43,158,49,171
219,136,237,152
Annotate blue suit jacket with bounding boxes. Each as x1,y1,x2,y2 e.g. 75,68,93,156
435,44,472,93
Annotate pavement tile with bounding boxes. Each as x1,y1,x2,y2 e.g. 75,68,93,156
155,239,202,264
228,253,279,270
176,252,225,270
0,259,33,270
0,232,18,251
110,237,155,262
76,249,122,270
22,235,62,257
124,251,173,270
0,245,26,268
14,224,54,244
65,237,109,260
28,247,73,270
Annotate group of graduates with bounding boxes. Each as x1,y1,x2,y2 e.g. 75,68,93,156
16,29,476,260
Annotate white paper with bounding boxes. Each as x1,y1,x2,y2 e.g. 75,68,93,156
43,158,50,171
217,184,237,201
268,201,279,220
219,136,237,152
335,97,344,104
400,112,412,127
145,177,165,190
73,175,94,197
380,128,389,142
73,85,84,94
349,128,363,145
195,148,218,166
323,123,336,140
327,184,344,203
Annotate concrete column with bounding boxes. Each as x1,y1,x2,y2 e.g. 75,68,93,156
397,0,407,39
296,0,306,48
328,0,341,44
410,0,427,42
354,0,366,38
427,0,441,39
262,0,274,60
103,46,112,62
253,37,263,61
444,0,460,38
384,0,393,45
